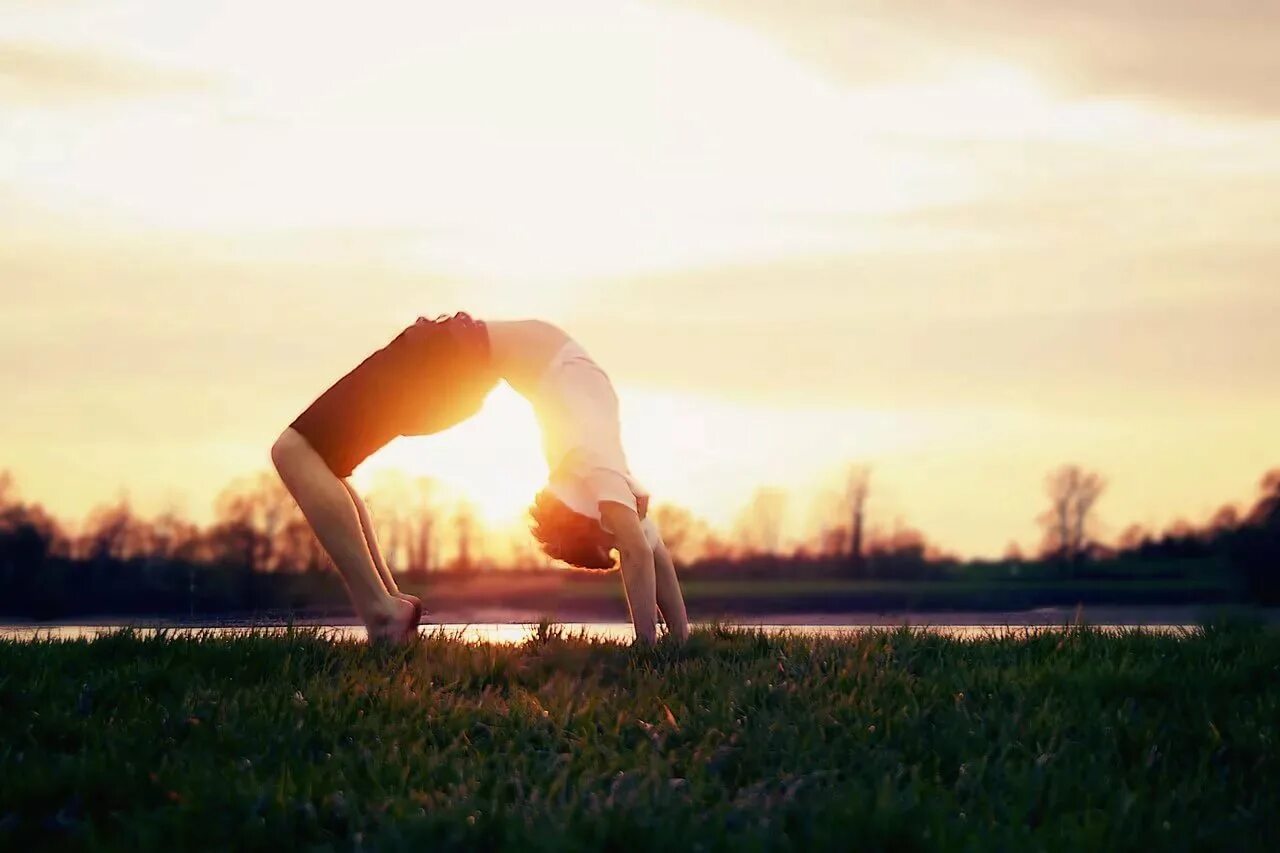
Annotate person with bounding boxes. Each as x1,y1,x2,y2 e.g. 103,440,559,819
270,313,689,645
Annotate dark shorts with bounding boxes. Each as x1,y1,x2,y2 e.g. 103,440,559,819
290,313,498,477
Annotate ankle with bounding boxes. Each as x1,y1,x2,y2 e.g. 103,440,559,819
364,596,401,628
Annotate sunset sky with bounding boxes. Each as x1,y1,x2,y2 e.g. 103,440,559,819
3,0,1278,557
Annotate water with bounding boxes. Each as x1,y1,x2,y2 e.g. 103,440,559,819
0,622,1197,644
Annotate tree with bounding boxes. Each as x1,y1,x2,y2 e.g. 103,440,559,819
1231,469,1280,603
864,518,936,579
81,498,149,563
0,475,61,595
213,473,297,572
0,504,62,618
867,522,928,560
1116,523,1149,552
277,517,327,573
650,504,713,565
701,531,734,561
734,487,788,556
1037,465,1106,566
844,465,871,571
1246,469,1280,527
1208,504,1241,536
818,525,850,558
366,471,438,577
451,501,478,572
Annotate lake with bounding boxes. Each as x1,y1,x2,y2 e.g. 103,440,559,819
0,620,1199,644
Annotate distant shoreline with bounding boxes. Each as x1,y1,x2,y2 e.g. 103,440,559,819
3,604,1275,630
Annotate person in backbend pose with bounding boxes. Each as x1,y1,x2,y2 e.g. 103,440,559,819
270,314,689,645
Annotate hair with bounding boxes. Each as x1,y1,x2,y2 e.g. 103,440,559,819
528,490,616,570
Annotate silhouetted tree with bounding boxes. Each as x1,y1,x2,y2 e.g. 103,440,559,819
818,525,850,558
0,474,61,604
1244,472,1280,530
1038,465,1106,568
1209,505,1241,536
214,473,297,572
734,487,788,556
452,501,477,572
701,531,734,561
1117,523,1149,552
865,519,938,579
81,498,149,563
366,471,438,577
146,509,202,563
277,517,327,573
650,504,714,566
1230,470,1280,603
844,465,871,572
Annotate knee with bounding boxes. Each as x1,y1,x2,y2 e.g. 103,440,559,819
271,428,308,473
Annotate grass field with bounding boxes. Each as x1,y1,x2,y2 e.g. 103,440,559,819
2,624,1278,851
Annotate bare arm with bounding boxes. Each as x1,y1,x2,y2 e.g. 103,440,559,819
600,502,657,644
652,536,689,642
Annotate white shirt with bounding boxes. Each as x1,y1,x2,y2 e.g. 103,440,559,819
521,340,655,541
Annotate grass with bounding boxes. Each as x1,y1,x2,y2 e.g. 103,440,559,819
1,624,1278,851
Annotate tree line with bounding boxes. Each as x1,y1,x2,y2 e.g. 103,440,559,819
2,463,1278,618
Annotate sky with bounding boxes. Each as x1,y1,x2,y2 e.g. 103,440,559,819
3,0,1279,557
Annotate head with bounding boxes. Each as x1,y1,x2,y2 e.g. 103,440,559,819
528,490,616,570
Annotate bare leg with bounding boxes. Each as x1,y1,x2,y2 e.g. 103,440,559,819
271,428,415,642
341,480,422,624
654,541,690,642
339,479,399,593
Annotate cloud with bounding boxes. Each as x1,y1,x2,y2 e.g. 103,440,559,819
676,0,1280,116
571,238,1280,411
0,41,212,104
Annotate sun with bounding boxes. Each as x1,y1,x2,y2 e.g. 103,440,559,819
349,377,975,543
351,384,548,527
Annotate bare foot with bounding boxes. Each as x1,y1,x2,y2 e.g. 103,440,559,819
396,593,423,626
367,597,418,645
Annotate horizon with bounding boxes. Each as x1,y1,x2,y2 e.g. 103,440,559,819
4,0,1279,559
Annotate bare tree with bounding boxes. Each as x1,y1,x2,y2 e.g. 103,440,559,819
214,473,296,572
452,501,477,572
867,519,928,560
1165,518,1195,541
366,471,439,577
1246,469,1280,526
1208,505,1241,536
844,464,871,571
145,509,202,566
277,517,327,573
81,498,149,562
735,487,788,555
407,477,437,576
1038,465,1106,565
1116,523,1149,552
650,504,714,565
0,475,61,580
